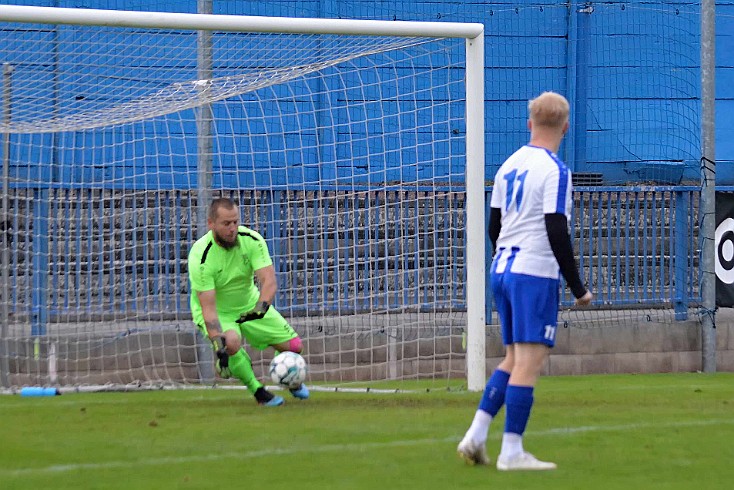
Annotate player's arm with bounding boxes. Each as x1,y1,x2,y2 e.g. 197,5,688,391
488,176,503,251
196,289,223,339
196,288,230,371
235,230,276,323
543,165,592,306
236,265,276,323
254,265,277,305
488,206,502,250
544,213,592,305
235,264,278,323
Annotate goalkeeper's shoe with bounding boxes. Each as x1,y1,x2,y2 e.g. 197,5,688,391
289,384,310,400
254,387,284,407
496,451,556,471
457,437,490,466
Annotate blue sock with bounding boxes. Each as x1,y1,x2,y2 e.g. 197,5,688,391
504,385,534,435
478,369,510,416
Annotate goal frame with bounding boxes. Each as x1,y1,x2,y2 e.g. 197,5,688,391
0,5,486,391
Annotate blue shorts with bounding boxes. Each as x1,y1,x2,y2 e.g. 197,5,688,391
490,270,560,347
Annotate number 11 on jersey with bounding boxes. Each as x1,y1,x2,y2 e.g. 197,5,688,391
503,169,528,211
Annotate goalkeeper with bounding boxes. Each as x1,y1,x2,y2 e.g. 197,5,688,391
188,197,309,406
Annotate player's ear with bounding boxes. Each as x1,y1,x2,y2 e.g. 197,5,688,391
527,119,532,131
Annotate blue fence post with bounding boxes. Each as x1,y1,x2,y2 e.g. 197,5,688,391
565,1,592,171
31,190,49,336
673,191,689,320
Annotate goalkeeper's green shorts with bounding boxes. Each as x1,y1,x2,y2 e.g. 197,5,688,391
196,307,298,351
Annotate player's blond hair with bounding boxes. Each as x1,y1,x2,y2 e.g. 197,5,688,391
528,91,569,129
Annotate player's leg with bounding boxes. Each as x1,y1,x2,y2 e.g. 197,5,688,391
497,342,554,470
458,271,512,465
238,307,300,351
222,330,285,406
458,358,511,465
198,321,284,407
496,273,557,471
461,347,514,450
239,308,309,400
271,335,303,355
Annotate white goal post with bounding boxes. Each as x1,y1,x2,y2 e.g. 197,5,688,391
0,5,485,391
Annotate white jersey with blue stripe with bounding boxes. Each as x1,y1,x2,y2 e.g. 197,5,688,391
490,144,573,279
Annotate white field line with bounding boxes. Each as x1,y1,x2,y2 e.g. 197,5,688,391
2,418,733,477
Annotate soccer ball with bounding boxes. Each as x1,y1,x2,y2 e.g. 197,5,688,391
269,351,307,389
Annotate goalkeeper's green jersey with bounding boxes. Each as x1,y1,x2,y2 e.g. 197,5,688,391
188,226,273,322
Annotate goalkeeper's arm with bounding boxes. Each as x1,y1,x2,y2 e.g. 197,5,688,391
196,289,223,339
236,265,278,323
197,289,232,373
254,265,277,305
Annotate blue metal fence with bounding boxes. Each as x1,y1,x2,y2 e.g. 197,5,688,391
3,185,701,333
567,186,699,320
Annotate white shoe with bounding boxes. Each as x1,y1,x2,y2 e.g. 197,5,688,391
496,451,556,471
457,437,490,466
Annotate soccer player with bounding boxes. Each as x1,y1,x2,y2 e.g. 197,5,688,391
457,92,593,470
188,197,310,407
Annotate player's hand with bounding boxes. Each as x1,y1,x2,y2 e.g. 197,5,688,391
575,290,593,306
235,301,270,324
212,337,231,378
213,337,227,359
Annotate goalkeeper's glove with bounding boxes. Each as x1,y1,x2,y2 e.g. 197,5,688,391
213,337,231,379
235,301,270,324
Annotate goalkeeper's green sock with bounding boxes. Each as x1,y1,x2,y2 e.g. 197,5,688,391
228,348,262,394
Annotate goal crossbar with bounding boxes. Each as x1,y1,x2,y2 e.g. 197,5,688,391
0,5,483,39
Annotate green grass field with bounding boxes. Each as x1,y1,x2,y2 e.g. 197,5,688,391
1,373,733,490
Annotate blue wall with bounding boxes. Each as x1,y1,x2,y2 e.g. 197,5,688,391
718,0,734,178
0,0,731,184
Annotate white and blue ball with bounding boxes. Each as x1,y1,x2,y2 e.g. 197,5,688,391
269,351,307,389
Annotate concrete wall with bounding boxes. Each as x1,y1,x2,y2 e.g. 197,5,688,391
5,310,734,387
544,312,734,375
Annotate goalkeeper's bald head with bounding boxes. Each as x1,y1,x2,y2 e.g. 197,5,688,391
208,197,236,221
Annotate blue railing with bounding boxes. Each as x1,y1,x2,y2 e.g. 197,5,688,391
3,185,701,333
566,186,699,319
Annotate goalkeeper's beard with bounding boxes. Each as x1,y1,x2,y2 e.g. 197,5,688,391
213,231,237,249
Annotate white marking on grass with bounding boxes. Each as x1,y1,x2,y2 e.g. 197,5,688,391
536,419,734,435
3,418,733,477
0,394,237,409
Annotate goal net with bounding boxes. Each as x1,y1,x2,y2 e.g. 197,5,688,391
0,7,486,391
